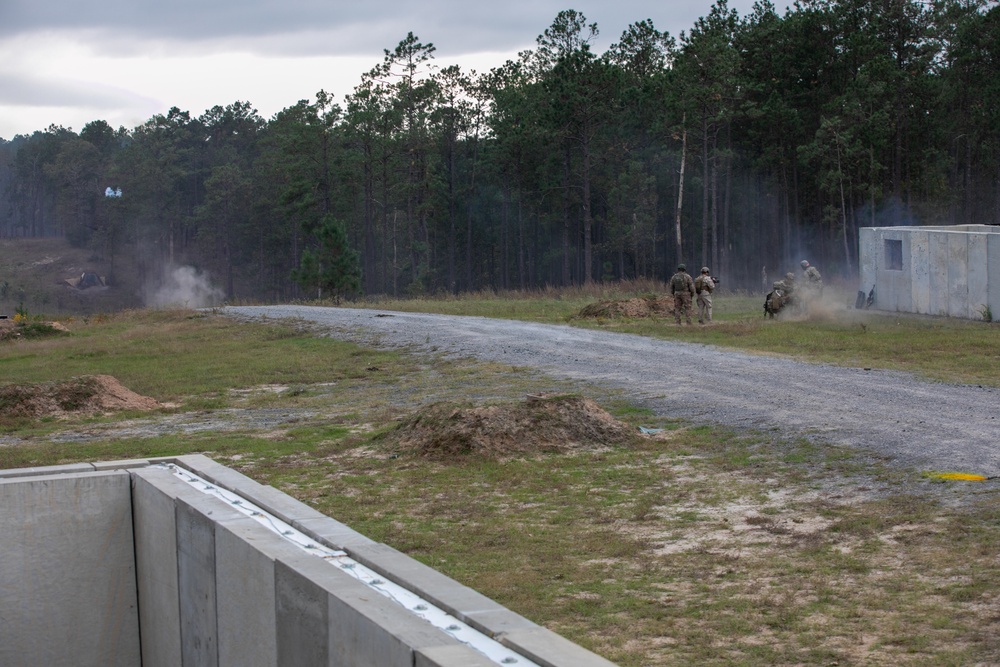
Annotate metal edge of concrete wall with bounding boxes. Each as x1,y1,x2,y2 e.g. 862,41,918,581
0,469,141,667
163,455,619,667
1,456,618,667
131,464,514,667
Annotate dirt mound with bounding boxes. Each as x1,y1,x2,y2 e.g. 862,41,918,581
382,394,644,459
578,296,675,319
0,318,70,342
0,375,160,420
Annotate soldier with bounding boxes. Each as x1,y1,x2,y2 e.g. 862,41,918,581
670,264,696,325
776,272,796,310
800,260,823,299
777,272,796,297
695,266,716,324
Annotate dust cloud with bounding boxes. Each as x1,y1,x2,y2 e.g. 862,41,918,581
144,265,225,309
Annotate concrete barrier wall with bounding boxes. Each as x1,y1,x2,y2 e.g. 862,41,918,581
0,456,617,667
0,469,141,667
859,225,1000,319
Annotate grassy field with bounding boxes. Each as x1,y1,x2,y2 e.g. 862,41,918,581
2,292,999,665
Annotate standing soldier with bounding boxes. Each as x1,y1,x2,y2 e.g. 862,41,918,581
695,266,716,324
800,260,823,302
670,264,696,325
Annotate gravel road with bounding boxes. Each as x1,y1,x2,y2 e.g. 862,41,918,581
222,305,1000,478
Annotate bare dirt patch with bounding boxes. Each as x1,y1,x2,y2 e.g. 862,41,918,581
380,393,646,459
0,375,161,420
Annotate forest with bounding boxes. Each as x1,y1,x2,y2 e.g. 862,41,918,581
0,0,998,300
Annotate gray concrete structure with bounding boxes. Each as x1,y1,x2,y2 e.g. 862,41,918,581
859,224,1000,319
0,469,141,667
0,455,618,667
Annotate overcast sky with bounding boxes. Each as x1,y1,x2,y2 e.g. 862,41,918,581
0,0,760,140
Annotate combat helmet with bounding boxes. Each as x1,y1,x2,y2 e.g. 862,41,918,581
800,260,810,268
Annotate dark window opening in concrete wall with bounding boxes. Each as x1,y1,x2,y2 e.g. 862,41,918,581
885,239,903,270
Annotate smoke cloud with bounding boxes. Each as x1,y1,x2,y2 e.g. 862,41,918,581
144,264,225,309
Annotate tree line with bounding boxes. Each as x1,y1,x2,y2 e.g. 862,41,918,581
1,0,998,300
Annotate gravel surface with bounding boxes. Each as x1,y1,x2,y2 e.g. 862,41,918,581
222,304,1000,478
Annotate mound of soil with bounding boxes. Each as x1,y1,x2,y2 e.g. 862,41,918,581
0,319,70,342
578,296,675,319
0,375,161,420
383,394,644,459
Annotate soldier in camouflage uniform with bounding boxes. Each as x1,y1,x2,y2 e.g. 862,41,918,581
695,266,716,324
765,272,796,317
670,264,696,325
799,260,823,302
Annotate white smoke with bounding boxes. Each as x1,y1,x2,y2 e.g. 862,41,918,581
145,265,225,309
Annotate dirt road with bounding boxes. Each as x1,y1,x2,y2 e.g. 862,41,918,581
223,305,1000,478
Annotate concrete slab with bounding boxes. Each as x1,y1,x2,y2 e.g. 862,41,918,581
214,519,303,667
948,232,970,317
347,541,538,637
176,495,221,667
131,468,187,667
91,458,151,471
293,515,378,551
503,626,619,667
416,644,500,667
969,233,989,319
0,470,140,667
325,575,461,667
0,462,94,478
276,547,462,666
929,232,949,315
990,235,1000,316
911,230,930,314
275,557,331,665
171,454,271,497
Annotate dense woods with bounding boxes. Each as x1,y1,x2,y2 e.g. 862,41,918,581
1,0,998,300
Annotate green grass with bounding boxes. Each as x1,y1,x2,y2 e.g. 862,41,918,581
1,302,999,665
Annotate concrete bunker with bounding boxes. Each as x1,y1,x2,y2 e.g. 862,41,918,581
0,455,615,667
859,224,1000,319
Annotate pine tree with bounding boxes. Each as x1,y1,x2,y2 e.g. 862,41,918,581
292,215,361,302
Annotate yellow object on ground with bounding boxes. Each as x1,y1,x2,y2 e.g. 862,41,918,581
931,472,990,481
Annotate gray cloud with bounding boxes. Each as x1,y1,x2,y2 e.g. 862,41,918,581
0,0,759,138
0,70,154,109
1,0,756,58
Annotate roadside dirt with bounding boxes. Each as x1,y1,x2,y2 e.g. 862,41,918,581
0,375,160,420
